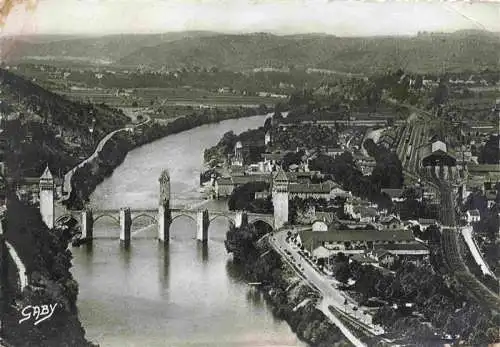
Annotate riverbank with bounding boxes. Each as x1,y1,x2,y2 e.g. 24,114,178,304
224,223,352,347
64,106,270,210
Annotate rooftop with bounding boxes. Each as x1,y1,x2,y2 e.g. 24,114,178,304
273,168,289,182
381,188,404,199
289,182,336,194
379,215,401,224
353,205,378,217
418,218,438,225
299,229,414,247
217,174,271,186
262,152,289,161
40,165,53,180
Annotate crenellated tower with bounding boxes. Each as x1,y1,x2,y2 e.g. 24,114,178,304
272,167,289,229
39,165,54,229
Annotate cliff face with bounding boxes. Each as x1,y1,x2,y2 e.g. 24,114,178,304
1,197,95,346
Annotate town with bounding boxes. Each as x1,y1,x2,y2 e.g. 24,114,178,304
0,20,499,347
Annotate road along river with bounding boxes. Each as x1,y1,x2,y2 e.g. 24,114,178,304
70,114,309,347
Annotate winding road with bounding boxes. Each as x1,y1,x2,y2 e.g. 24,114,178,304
460,225,496,278
4,241,28,291
61,116,151,201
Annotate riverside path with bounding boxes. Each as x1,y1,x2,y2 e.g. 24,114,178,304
61,117,151,201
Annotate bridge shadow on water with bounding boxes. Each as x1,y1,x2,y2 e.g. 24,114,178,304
197,242,209,263
157,243,171,300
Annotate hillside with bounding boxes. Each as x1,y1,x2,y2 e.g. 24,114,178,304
118,31,500,73
1,197,96,347
0,68,130,178
115,31,500,73
2,30,498,73
0,31,218,65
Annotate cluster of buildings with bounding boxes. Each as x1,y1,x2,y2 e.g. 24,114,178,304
293,213,430,270
207,119,442,268
10,167,63,207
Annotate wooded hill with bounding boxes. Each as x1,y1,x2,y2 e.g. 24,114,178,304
2,30,499,74
0,68,129,177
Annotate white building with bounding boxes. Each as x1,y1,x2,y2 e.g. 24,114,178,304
466,209,481,223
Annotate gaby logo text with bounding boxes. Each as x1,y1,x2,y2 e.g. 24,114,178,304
19,303,58,325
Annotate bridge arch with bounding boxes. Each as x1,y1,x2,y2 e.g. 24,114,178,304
170,213,197,224
249,218,274,231
55,214,79,224
131,213,157,225
93,214,120,225
209,214,235,224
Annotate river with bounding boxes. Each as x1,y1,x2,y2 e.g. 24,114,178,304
71,115,308,347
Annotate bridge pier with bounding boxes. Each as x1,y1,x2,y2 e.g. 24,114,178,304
120,208,131,246
81,209,94,240
234,211,248,228
196,210,210,243
158,203,171,243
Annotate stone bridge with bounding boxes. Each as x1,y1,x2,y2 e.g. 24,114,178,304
56,207,274,245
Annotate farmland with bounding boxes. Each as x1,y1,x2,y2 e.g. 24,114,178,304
53,87,281,108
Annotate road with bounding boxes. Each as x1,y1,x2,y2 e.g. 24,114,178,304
438,183,500,309
61,116,151,201
61,127,133,201
4,241,28,291
389,98,500,310
269,230,385,347
460,226,496,278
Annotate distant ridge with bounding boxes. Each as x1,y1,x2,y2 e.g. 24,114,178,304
2,30,498,73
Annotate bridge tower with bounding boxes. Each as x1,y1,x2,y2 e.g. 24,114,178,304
272,168,289,229
196,209,210,243
119,208,131,246
39,165,54,229
81,208,94,240
158,170,172,242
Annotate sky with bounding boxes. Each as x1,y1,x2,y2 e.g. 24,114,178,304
1,0,500,37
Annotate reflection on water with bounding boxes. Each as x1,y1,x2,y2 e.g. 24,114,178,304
119,244,131,271
72,115,308,347
246,288,264,309
197,243,209,263
158,243,170,300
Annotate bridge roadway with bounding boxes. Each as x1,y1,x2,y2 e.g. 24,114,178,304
56,202,274,244
62,207,273,225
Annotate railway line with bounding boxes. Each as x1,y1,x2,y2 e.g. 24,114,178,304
390,107,500,311
439,184,500,310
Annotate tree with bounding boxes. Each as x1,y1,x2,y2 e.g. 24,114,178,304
335,262,351,284
479,135,499,164
433,80,449,106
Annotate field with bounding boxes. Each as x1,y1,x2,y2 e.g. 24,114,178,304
53,87,280,108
